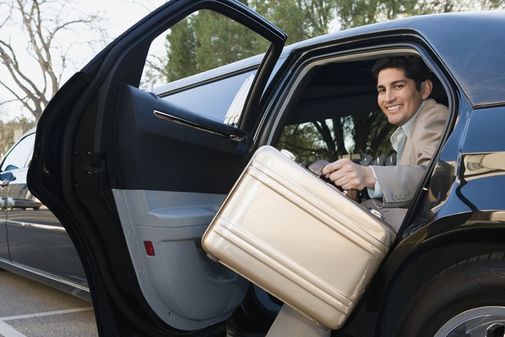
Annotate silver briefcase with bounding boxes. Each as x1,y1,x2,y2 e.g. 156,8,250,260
202,146,396,329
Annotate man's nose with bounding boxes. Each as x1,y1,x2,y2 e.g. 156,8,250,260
383,89,395,102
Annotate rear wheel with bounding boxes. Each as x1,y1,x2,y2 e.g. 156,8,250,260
395,253,505,337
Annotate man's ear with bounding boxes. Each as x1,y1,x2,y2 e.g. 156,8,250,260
421,79,433,99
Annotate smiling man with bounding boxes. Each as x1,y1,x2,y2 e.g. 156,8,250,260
322,56,449,220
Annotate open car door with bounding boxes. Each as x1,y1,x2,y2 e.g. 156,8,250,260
28,1,286,336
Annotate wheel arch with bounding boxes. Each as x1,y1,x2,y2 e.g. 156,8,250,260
369,210,505,336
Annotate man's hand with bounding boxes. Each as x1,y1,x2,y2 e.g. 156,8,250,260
321,158,376,191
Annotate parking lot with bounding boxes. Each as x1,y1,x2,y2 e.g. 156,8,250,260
0,269,97,337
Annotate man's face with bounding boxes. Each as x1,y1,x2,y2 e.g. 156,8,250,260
376,67,426,126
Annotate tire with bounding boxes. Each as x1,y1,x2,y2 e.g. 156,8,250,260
394,252,505,337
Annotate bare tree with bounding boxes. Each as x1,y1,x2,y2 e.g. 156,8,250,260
0,0,106,120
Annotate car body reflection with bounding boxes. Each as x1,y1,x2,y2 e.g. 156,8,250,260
0,130,89,300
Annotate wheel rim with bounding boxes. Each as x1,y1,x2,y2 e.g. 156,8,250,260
434,306,505,337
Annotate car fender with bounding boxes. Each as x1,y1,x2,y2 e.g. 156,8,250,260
369,210,505,334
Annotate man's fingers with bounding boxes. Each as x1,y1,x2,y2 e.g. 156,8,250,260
322,162,339,175
322,158,352,175
321,159,373,190
332,175,358,190
329,172,356,190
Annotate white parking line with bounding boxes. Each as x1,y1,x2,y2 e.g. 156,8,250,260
0,307,92,321
0,307,93,337
0,321,27,337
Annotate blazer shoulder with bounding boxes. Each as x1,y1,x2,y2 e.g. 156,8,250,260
419,99,449,121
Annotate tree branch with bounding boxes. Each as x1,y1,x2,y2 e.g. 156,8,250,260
0,41,47,103
0,80,38,117
1,0,105,120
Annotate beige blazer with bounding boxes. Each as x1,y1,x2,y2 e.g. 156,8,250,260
371,98,449,207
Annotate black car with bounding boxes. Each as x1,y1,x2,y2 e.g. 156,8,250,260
0,129,89,299
28,1,505,336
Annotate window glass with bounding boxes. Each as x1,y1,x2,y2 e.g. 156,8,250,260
159,71,255,123
1,133,35,171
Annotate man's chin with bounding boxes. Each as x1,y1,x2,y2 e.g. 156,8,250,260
387,117,401,126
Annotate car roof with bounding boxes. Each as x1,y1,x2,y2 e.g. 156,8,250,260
157,11,505,108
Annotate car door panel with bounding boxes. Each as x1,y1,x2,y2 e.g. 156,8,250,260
112,189,247,330
115,85,247,192
6,209,87,284
5,166,88,285
72,113,249,330
104,84,252,329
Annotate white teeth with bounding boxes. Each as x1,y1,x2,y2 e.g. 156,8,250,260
387,104,402,111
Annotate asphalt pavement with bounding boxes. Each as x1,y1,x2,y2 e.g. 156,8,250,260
0,269,98,337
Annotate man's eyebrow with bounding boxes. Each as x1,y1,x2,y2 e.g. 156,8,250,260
391,80,407,85
376,79,407,89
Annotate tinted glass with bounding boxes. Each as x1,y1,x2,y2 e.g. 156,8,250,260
160,71,255,122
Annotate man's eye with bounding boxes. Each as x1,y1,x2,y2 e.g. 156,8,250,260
377,88,385,94
395,84,404,89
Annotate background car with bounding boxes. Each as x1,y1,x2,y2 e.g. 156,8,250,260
0,129,89,300
28,1,505,336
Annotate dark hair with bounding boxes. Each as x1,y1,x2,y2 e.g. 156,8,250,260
371,56,432,90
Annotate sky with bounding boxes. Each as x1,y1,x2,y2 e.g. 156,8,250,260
84,0,167,38
0,0,167,122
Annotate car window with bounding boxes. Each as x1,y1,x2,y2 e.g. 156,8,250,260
158,70,256,123
273,53,448,168
1,133,35,171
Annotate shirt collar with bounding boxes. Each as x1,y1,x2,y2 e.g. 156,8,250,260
401,100,425,137
390,100,425,151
